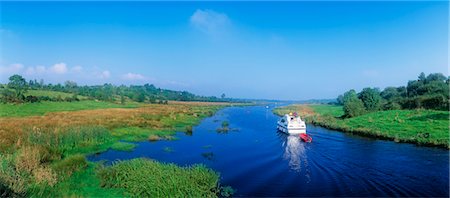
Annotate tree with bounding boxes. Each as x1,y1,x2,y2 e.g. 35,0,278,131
381,87,399,100
342,90,366,117
7,74,29,100
64,80,78,91
336,94,344,105
221,93,226,99
343,97,366,118
358,88,382,111
120,94,125,105
342,89,358,104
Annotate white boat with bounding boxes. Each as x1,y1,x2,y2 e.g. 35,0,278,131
277,113,306,134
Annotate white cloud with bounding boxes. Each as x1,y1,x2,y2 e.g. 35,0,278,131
0,63,24,74
98,70,111,79
49,63,68,74
71,65,83,73
36,66,46,73
24,65,46,75
122,72,146,81
190,9,230,35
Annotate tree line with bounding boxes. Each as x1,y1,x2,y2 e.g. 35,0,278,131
1,74,230,104
337,72,449,117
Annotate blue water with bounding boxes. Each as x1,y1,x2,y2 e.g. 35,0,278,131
89,105,449,197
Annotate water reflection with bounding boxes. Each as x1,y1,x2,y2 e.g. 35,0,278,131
279,133,311,182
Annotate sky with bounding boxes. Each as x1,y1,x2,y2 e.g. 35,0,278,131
0,1,448,100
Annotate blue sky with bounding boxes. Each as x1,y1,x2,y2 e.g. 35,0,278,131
0,1,448,100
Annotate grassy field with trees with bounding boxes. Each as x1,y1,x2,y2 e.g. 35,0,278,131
274,72,449,149
1,74,234,104
0,74,235,197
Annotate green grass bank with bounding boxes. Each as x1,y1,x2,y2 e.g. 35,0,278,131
274,104,449,149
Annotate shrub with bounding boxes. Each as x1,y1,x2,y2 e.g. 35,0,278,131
343,98,366,118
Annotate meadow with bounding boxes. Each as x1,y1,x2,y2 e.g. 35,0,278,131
0,101,226,197
0,100,140,117
274,104,449,148
25,89,88,100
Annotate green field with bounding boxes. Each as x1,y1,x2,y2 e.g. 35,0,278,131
0,100,139,117
274,104,449,148
309,105,344,117
25,89,88,99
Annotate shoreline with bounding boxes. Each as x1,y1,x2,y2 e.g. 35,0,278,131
273,104,449,150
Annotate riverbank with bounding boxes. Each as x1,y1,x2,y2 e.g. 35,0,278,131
0,101,228,197
273,104,449,149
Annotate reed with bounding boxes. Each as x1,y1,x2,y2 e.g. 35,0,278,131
97,158,220,197
110,142,137,152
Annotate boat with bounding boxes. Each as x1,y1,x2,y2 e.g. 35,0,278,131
300,133,312,143
277,112,307,134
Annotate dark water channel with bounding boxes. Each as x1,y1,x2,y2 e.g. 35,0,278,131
89,105,449,197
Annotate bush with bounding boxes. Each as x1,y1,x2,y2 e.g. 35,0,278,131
26,95,40,103
343,98,366,117
383,102,401,110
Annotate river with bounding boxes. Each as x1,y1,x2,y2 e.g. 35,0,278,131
89,105,449,197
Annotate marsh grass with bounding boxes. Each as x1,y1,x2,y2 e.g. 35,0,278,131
0,103,225,196
49,163,127,197
110,142,137,152
97,158,220,197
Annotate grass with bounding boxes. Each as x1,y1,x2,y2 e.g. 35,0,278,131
274,104,449,148
110,142,137,152
0,102,227,197
309,104,344,117
49,163,127,197
25,89,88,100
97,158,220,197
112,127,175,142
0,100,139,117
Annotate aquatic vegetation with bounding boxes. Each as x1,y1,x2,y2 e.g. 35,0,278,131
220,186,235,197
163,147,174,153
148,135,161,141
110,142,137,152
221,121,229,128
201,152,215,161
274,104,449,148
185,125,193,136
216,120,240,133
112,127,174,142
216,121,230,133
97,158,220,197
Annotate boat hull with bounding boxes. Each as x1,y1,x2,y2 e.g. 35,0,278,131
277,124,306,134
